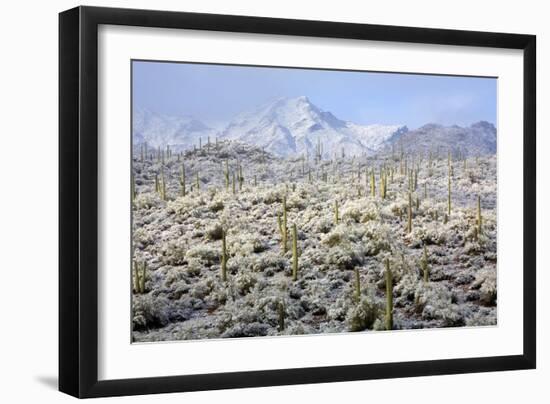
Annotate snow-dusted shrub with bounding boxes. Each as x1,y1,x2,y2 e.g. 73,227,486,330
133,227,154,249
310,216,332,234
221,323,270,338
345,296,379,331
185,245,219,263
186,259,203,277
234,271,257,295
414,283,464,327
132,294,171,330
300,294,327,315
322,230,343,247
160,239,187,265
206,223,224,240
287,193,306,210
248,252,286,273
341,199,378,223
325,245,363,269
472,267,497,306
408,223,447,247
261,189,284,205
327,297,352,321
362,221,392,255
465,307,497,326
382,200,408,218
394,271,420,302
134,192,162,210
208,199,225,212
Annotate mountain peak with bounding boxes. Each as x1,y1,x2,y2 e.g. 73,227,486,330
471,121,496,131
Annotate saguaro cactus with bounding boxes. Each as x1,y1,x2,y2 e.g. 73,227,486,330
238,164,244,190
354,268,361,301
380,171,386,199
447,165,452,216
160,170,167,201
385,258,393,331
221,229,228,281
133,260,147,294
179,164,186,197
334,200,339,225
131,173,136,201
278,300,285,331
292,223,298,281
224,160,230,191
407,192,412,233
196,171,200,192
422,245,429,283
477,195,482,233
279,196,288,253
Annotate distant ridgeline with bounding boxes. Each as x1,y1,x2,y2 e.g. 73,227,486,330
133,97,496,159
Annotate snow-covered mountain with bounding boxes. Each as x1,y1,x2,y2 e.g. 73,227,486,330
133,108,216,151
385,121,497,157
133,97,496,159
220,96,408,158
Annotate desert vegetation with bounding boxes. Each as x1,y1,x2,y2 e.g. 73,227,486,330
131,139,497,342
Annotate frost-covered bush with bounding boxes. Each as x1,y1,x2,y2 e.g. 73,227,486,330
345,297,379,331
472,267,497,306
341,199,378,223
322,230,343,247
221,323,270,338
133,227,154,248
208,199,225,212
134,192,162,210
160,239,187,265
414,283,464,327
132,294,171,330
327,297,351,321
324,245,363,269
185,245,219,263
234,271,257,295
408,223,447,247
465,307,497,326
362,221,392,255
206,223,224,240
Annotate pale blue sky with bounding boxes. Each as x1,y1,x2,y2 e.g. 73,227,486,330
132,60,496,129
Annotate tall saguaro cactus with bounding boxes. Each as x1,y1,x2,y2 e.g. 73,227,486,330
133,260,147,294
447,164,452,216
160,170,167,201
407,192,412,233
179,164,186,197
354,268,361,301
477,195,482,233
280,196,288,253
278,301,285,331
292,223,298,281
385,258,393,331
221,229,228,281
131,173,136,201
422,245,429,283
224,160,230,191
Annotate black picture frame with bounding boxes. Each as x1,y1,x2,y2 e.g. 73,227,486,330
59,5,536,398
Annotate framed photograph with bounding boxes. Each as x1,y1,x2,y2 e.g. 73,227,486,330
59,6,536,398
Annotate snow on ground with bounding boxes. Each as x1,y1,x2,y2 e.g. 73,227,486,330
131,140,497,342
